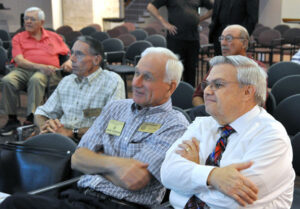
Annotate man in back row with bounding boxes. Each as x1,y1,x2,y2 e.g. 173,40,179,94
161,55,295,208
34,36,125,141
0,7,71,136
0,47,189,209
192,24,266,107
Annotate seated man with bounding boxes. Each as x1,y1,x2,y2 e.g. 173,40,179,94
161,55,295,208
0,7,71,136
192,24,266,107
0,47,190,209
34,36,125,141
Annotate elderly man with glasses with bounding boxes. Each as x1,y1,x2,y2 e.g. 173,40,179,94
34,36,125,141
0,7,71,136
192,25,266,107
161,55,294,209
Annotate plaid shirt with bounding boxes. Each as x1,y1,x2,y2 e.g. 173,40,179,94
35,68,125,129
77,99,189,206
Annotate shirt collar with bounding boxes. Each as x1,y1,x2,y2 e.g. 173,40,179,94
228,105,261,134
24,27,49,40
130,99,172,113
74,68,103,85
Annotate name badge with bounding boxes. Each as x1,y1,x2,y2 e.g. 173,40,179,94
105,119,125,136
83,108,102,118
138,122,161,133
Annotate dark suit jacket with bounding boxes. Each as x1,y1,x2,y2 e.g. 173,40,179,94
209,0,259,42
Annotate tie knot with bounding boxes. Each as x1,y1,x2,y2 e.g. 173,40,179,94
220,125,235,138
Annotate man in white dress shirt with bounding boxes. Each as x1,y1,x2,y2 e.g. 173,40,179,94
161,55,295,208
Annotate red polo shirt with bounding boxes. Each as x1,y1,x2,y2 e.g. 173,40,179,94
12,28,70,68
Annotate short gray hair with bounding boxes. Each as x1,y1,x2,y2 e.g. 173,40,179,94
141,47,183,87
209,55,267,106
25,7,45,21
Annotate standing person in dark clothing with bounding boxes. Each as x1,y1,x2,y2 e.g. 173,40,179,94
147,0,213,87
209,0,259,55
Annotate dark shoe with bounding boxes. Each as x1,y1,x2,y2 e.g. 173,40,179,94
0,120,21,136
23,120,33,126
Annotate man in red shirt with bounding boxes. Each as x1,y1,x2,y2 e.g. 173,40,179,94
192,24,266,107
0,7,71,136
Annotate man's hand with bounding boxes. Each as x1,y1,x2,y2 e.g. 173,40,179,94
176,138,200,164
39,65,58,76
61,59,72,72
40,118,72,137
106,158,151,191
208,162,258,206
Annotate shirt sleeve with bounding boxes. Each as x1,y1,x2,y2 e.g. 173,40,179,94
161,119,215,194
35,85,63,119
12,34,22,58
151,0,167,9
111,73,126,100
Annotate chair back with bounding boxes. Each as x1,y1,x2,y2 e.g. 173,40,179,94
91,31,110,42
146,34,166,47
0,29,11,50
102,38,124,52
271,75,300,106
125,40,153,63
283,28,300,44
56,25,73,37
267,61,300,88
0,133,78,195
65,31,82,48
291,132,300,176
274,24,290,36
265,91,276,115
257,29,281,46
144,27,157,36
130,29,148,40
273,94,300,136
117,33,136,48
80,26,97,36
173,106,192,123
171,81,194,110
0,46,7,75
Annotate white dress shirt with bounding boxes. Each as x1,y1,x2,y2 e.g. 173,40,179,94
161,106,295,209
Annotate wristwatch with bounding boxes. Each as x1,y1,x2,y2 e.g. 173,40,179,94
72,128,79,139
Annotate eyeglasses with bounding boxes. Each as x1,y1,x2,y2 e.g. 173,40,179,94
218,35,245,42
70,50,98,59
23,16,38,22
201,80,239,91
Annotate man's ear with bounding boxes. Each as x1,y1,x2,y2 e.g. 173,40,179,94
169,81,177,95
93,55,102,66
243,85,256,101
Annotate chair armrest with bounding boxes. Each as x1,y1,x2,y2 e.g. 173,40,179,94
16,124,36,141
28,176,82,195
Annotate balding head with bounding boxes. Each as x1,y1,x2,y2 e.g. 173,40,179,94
219,25,250,56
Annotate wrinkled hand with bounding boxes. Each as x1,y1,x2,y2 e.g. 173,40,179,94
162,21,177,35
176,138,200,164
108,158,150,191
40,65,58,76
208,162,258,206
40,119,72,137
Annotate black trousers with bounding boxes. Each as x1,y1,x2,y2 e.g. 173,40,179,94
0,189,144,209
167,36,199,87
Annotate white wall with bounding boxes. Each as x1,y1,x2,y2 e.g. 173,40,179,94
259,0,282,28
0,0,52,33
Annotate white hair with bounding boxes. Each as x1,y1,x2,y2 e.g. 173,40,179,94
25,7,45,20
141,47,183,87
209,55,267,106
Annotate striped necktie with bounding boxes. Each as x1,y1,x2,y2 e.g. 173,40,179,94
184,125,236,209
